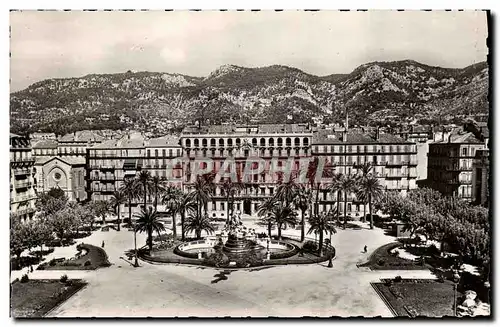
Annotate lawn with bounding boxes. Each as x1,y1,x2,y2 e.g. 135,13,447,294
358,242,429,270
38,243,111,271
372,279,458,317
10,279,87,318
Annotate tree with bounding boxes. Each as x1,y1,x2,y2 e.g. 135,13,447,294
357,175,384,229
188,175,213,223
328,173,344,224
276,173,299,207
294,185,312,242
25,220,54,257
119,177,140,225
339,174,358,229
220,179,243,224
307,158,334,216
269,204,298,240
134,207,166,252
178,193,197,241
184,213,215,239
94,200,112,225
151,176,167,212
10,215,27,260
136,170,153,211
354,162,373,222
48,206,77,245
162,185,184,238
110,191,126,231
307,212,337,255
257,197,279,238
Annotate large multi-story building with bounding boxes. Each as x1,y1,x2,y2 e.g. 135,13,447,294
86,132,182,215
472,149,490,207
312,127,418,218
10,134,37,220
180,124,312,218
427,128,487,201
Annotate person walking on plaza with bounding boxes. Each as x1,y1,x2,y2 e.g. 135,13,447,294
364,245,367,253
102,241,105,248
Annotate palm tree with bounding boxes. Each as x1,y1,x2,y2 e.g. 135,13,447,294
151,176,167,212
188,175,213,222
134,207,166,252
119,177,140,267
257,197,279,238
110,191,126,231
307,212,337,255
328,173,344,225
294,185,312,242
184,213,215,239
354,162,373,222
306,158,333,216
276,173,299,207
178,193,197,241
270,204,298,240
136,170,153,211
339,174,358,229
357,175,384,229
161,185,184,238
220,179,243,223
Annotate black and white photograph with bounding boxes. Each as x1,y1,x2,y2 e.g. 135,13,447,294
8,9,491,318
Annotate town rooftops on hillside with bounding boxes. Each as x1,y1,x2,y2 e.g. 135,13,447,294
31,139,59,149
433,129,483,144
59,130,106,143
181,123,313,135
312,128,410,145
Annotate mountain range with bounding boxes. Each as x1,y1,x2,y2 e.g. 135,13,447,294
10,60,489,136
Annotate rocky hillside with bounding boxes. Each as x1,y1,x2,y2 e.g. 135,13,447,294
10,60,489,136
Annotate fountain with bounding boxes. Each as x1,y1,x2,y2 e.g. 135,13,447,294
220,213,264,258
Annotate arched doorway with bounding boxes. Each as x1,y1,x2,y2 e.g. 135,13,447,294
243,199,252,215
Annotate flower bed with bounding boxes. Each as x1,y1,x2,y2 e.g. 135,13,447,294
10,278,86,318
38,244,111,271
358,242,428,270
372,278,458,317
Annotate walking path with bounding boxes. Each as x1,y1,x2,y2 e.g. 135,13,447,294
14,220,435,317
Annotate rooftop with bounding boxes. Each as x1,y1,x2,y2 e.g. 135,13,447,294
313,128,410,145
31,139,58,149
59,130,106,143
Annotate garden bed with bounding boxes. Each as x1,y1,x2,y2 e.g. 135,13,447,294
10,278,86,318
358,242,429,270
38,244,111,271
372,278,458,317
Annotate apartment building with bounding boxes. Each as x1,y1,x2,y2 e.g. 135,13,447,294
10,134,37,220
180,124,312,218
427,129,487,201
86,132,182,215
312,127,418,218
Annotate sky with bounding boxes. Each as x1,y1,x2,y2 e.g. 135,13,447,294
10,10,488,92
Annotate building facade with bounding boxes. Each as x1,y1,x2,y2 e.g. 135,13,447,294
180,124,312,218
10,134,37,220
427,129,487,201
472,149,489,207
86,132,182,216
312,127,418,218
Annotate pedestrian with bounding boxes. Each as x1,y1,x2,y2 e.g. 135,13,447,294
102,241,105,248
364,245,368,253
30,265,33,273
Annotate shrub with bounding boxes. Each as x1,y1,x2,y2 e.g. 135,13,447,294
302,241,317,253
428,244,440,256
394,275,403,282
49,259,57,266
385,279,393,286
437,275,445,283
83,260,92,267
20,274,29,283
377,259,385,266
60,274,68,283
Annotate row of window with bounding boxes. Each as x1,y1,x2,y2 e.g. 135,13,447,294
314,144,416,154
184,137,310,148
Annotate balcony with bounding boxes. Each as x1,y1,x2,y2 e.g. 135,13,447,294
384,174,403,179
91,175,116,181
13,168,30,176
15,207,36,216
11,157,35,164
15,180,32,189
11,195,37,204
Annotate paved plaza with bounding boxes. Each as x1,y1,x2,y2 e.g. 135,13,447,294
17,222,436,317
